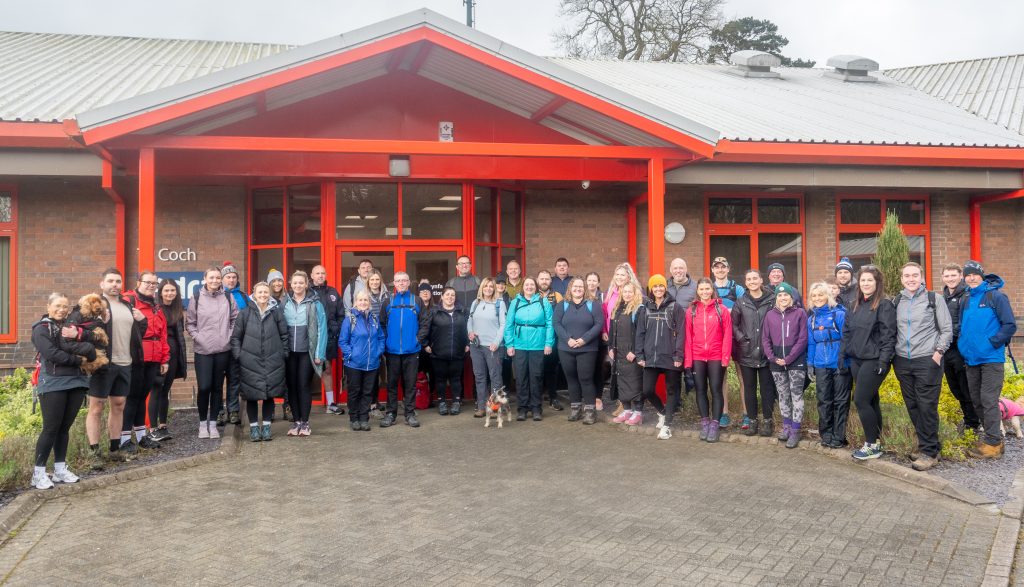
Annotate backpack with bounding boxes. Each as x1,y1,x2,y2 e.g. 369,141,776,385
810,309,842,342
470,299,504,320
894,291,940,332
193,288,234,314
562,300,594,313
690,301,724,329
381,293,419,329
718,280,739,305
348,312,379,335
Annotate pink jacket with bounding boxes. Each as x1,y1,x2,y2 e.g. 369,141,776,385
999,398,1024,420
603,287,620,334
684,299,733,368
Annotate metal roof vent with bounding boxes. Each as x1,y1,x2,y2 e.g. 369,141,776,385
824,55,879,82
729,50,781,78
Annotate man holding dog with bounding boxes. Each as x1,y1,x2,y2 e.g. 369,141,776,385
892,262,952,471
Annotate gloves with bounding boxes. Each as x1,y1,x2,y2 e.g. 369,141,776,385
837,366,850,376
875,366,886,376
683,369,695,393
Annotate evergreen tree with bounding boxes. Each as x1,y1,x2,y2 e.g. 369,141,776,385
871,211,910,298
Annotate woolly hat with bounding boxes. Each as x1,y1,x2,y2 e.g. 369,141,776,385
221,261,238,278
835,257,854,274
774,282,796,298
267,268,284,283
963,260,984,277
767,262,785,275
648,274,667,289
417,282,433,293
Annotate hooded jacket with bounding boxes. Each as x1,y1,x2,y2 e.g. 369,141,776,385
124,290,170,365
310,282,343,361
446,274,482,310
762,305,808,370
684,298,732,368
504,293,554,351
636,296,687,370
422,305,470,360
668,276,697,309
836,283,857,311
553,298,605,353
958,274,1018,366
807,304,846,369
31,315,97,391
282,291,329,375
230,299,289,401
943,280,969,343
894,287,953,360
338,308,386,371
162,305,187,381
731,290,776,368
185,286,238,355
381,290,424,355
839,296,897,367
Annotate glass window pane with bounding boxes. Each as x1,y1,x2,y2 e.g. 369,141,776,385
758,233,803,292
403,184,463,240
887,199,926,225
838,233,878,272
252,187,284,245
251,248,283,291
708,198,752,224
287,183,321,244
0,193,11,223
757,198,800,224
840,199,881,225
340,251,395,293
708,235,751,274
336,183,399,240
475,246,495,279
908,235,925,266
501,248,522,273
475,186,495,243
286,247,321,278
406,251,458,290
500,190,522,244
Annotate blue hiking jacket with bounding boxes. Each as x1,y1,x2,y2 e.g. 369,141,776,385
381,290,422,355
504,293,554,351
337,310,385,371
807,304,846,369
958,274,1018,366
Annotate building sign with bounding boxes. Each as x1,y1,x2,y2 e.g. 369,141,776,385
158,247,198,262
439,121,454,142
157,271,204,309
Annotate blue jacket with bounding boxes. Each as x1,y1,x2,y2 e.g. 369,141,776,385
338,310,385,371
381,290,423,355
504,293,554,351
958,274,1018,366
807,304,846,369
225,285,249,310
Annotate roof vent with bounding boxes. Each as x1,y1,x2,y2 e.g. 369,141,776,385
729,50,781,79
824,55,879,82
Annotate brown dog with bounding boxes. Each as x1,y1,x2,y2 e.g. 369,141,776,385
72,293,110,374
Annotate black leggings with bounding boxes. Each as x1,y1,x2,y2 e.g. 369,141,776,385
433,358,465,403
148,348,180,427
245,399,275,424
693,360,725,420
851,358,888,444
642,368,682,425
195,351,230,421
124,362,160,434
559,350,598,405
740,364,776,420
35,388,87,467
287,352,314,423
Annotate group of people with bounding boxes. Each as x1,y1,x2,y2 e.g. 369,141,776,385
29,250,1017,489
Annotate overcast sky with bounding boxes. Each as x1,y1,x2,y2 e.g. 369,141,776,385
4,0,1022,69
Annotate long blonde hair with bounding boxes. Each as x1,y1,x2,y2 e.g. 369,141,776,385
609,262,642,298
616,282,644,317
476,277,498,302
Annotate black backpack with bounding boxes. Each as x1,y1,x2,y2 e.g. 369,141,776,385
893,290,940,332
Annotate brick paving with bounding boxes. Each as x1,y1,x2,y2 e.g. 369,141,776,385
0,411,1002,586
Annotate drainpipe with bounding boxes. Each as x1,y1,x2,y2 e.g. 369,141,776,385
101,159,126,276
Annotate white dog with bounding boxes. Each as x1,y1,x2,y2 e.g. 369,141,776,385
999,397,1024,439
484,387,511,429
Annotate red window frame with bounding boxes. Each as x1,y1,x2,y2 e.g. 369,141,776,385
0,184,17,343
471,183,526,277
704,192,806,293
835,194,931,284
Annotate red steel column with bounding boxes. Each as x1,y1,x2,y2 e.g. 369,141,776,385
138,148,156,272
647,159,665,276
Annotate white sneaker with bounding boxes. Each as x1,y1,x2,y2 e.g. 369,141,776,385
657,426,673,440
656,414,666,430
198,421,210,439
31,470,54,490
208,422,221,439
52,468,79,483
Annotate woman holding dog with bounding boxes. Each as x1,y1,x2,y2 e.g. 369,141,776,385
31,293,100,489
231,282,290,442
338,290,386,431
553,277,605,424
149,279,187,442
467,278,506,418
505,277,554,422
422,287,470,416
609,282,644,426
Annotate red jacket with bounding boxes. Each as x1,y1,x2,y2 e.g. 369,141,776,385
124,291,170,365
684,299,733,367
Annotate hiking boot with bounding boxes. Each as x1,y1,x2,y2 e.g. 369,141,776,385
912,455,938,471
88,447,105,471
699,417,711,441
707,421,721,443
138,435,161,450
533,411,543,422
909,451,923,462
657,425,673,440
744,419,759,437
405,412,421,428
261,424,273,441
568,403,583,422
249,426,262,442
612,401,625,417
778,418,792,442
474,409,485,418
283,404,294,422
582,406,596,425
450,402,462,416
380,413,396,428
968,440,1005,459
517,409,527,422
438,401,449,416
359,421,371,431
550,399,564,411
786,427,801,449
229,411,240,425
350,421,361,432
216,410,227,426
760,419,774,437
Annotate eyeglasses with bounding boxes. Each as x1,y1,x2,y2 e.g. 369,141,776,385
141,281,160,286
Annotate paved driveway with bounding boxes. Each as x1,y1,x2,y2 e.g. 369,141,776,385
0,411,1000,586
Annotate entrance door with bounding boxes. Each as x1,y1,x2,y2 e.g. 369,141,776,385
337,247,459,294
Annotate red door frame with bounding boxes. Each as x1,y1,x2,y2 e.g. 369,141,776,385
835,193,931,287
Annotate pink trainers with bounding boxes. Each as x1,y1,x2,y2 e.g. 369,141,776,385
613,410,632,424
625,411,643,426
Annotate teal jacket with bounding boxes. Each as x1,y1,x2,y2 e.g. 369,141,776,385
503,293,554,351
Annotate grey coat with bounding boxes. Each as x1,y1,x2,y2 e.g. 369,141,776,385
894,288,953,360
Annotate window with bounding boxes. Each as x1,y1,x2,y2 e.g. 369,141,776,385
705,193,805,292
473,185,524,276
836,195,930,280
402,184,463,240
0,185,16,342
248,185,322,288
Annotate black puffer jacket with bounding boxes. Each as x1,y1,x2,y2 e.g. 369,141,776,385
634,296,686,371
731,290,776,368
421,306,469,360
68,294,147,368
230,302,289,401
31,316,97,378
163,309,187,380
943,280,969,343
839,296,897,367
310,283,343,360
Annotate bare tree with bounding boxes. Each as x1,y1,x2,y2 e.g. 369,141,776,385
553,0,725,62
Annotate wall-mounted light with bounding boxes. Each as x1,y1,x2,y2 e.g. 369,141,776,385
389,155,410,177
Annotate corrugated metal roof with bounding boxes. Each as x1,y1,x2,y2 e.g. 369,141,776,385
550,58,1024,147
0,31,291,122
886,55,1024,136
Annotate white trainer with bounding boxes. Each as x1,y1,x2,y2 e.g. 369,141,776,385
656,414,666,430
198,421,210,439
208,422,221,439
657,426,673,440
31,470,54,490
52,468,80,484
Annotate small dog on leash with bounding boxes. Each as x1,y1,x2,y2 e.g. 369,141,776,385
484,387,511,428
999,397,1024,439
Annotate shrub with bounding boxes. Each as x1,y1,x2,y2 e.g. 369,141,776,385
871,210,910,298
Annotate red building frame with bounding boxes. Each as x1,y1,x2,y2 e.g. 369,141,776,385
835,193,931,284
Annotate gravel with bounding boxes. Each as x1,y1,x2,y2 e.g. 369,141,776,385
932,435,1024,506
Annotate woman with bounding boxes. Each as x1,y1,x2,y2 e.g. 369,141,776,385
685,278,733,443
762,283,808,449
467,278,506,418
609,282,644,426
635,275,686,439
731,270,777,438
585,272,608,409
268,268,286,304
416,282,437,405
186,267,239,439
338,290,385,431
367,270,390,317
30,293,98,489
282,270,329,437
553,277,605,424
422,287,470,415
504,277,554,421
602,263,642,415
149,279,187,442
839,266,897,460
806,282,848,449
230,282,289,442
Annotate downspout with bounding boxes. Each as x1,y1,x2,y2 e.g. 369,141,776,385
101,159,126,276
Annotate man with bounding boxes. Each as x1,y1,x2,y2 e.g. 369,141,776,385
380,272,425,428
941,263,980,433
77,268,147,469
505,260,523,300
667,257,697,308
892,262,952,471
218,262,247,425
537,270,565,411
446,255,481,310
959,260,1018,459
766,263,803,307
121,271,170,453
551,257,572,297
834,257,856,309
310,265,344,414
343,259,373,313
711,257,744,310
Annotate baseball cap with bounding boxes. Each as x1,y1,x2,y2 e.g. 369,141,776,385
712,257,729,268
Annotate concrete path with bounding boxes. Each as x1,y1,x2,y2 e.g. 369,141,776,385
0,411,1001,586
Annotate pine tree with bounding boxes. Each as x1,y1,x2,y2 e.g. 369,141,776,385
871,211,910,298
